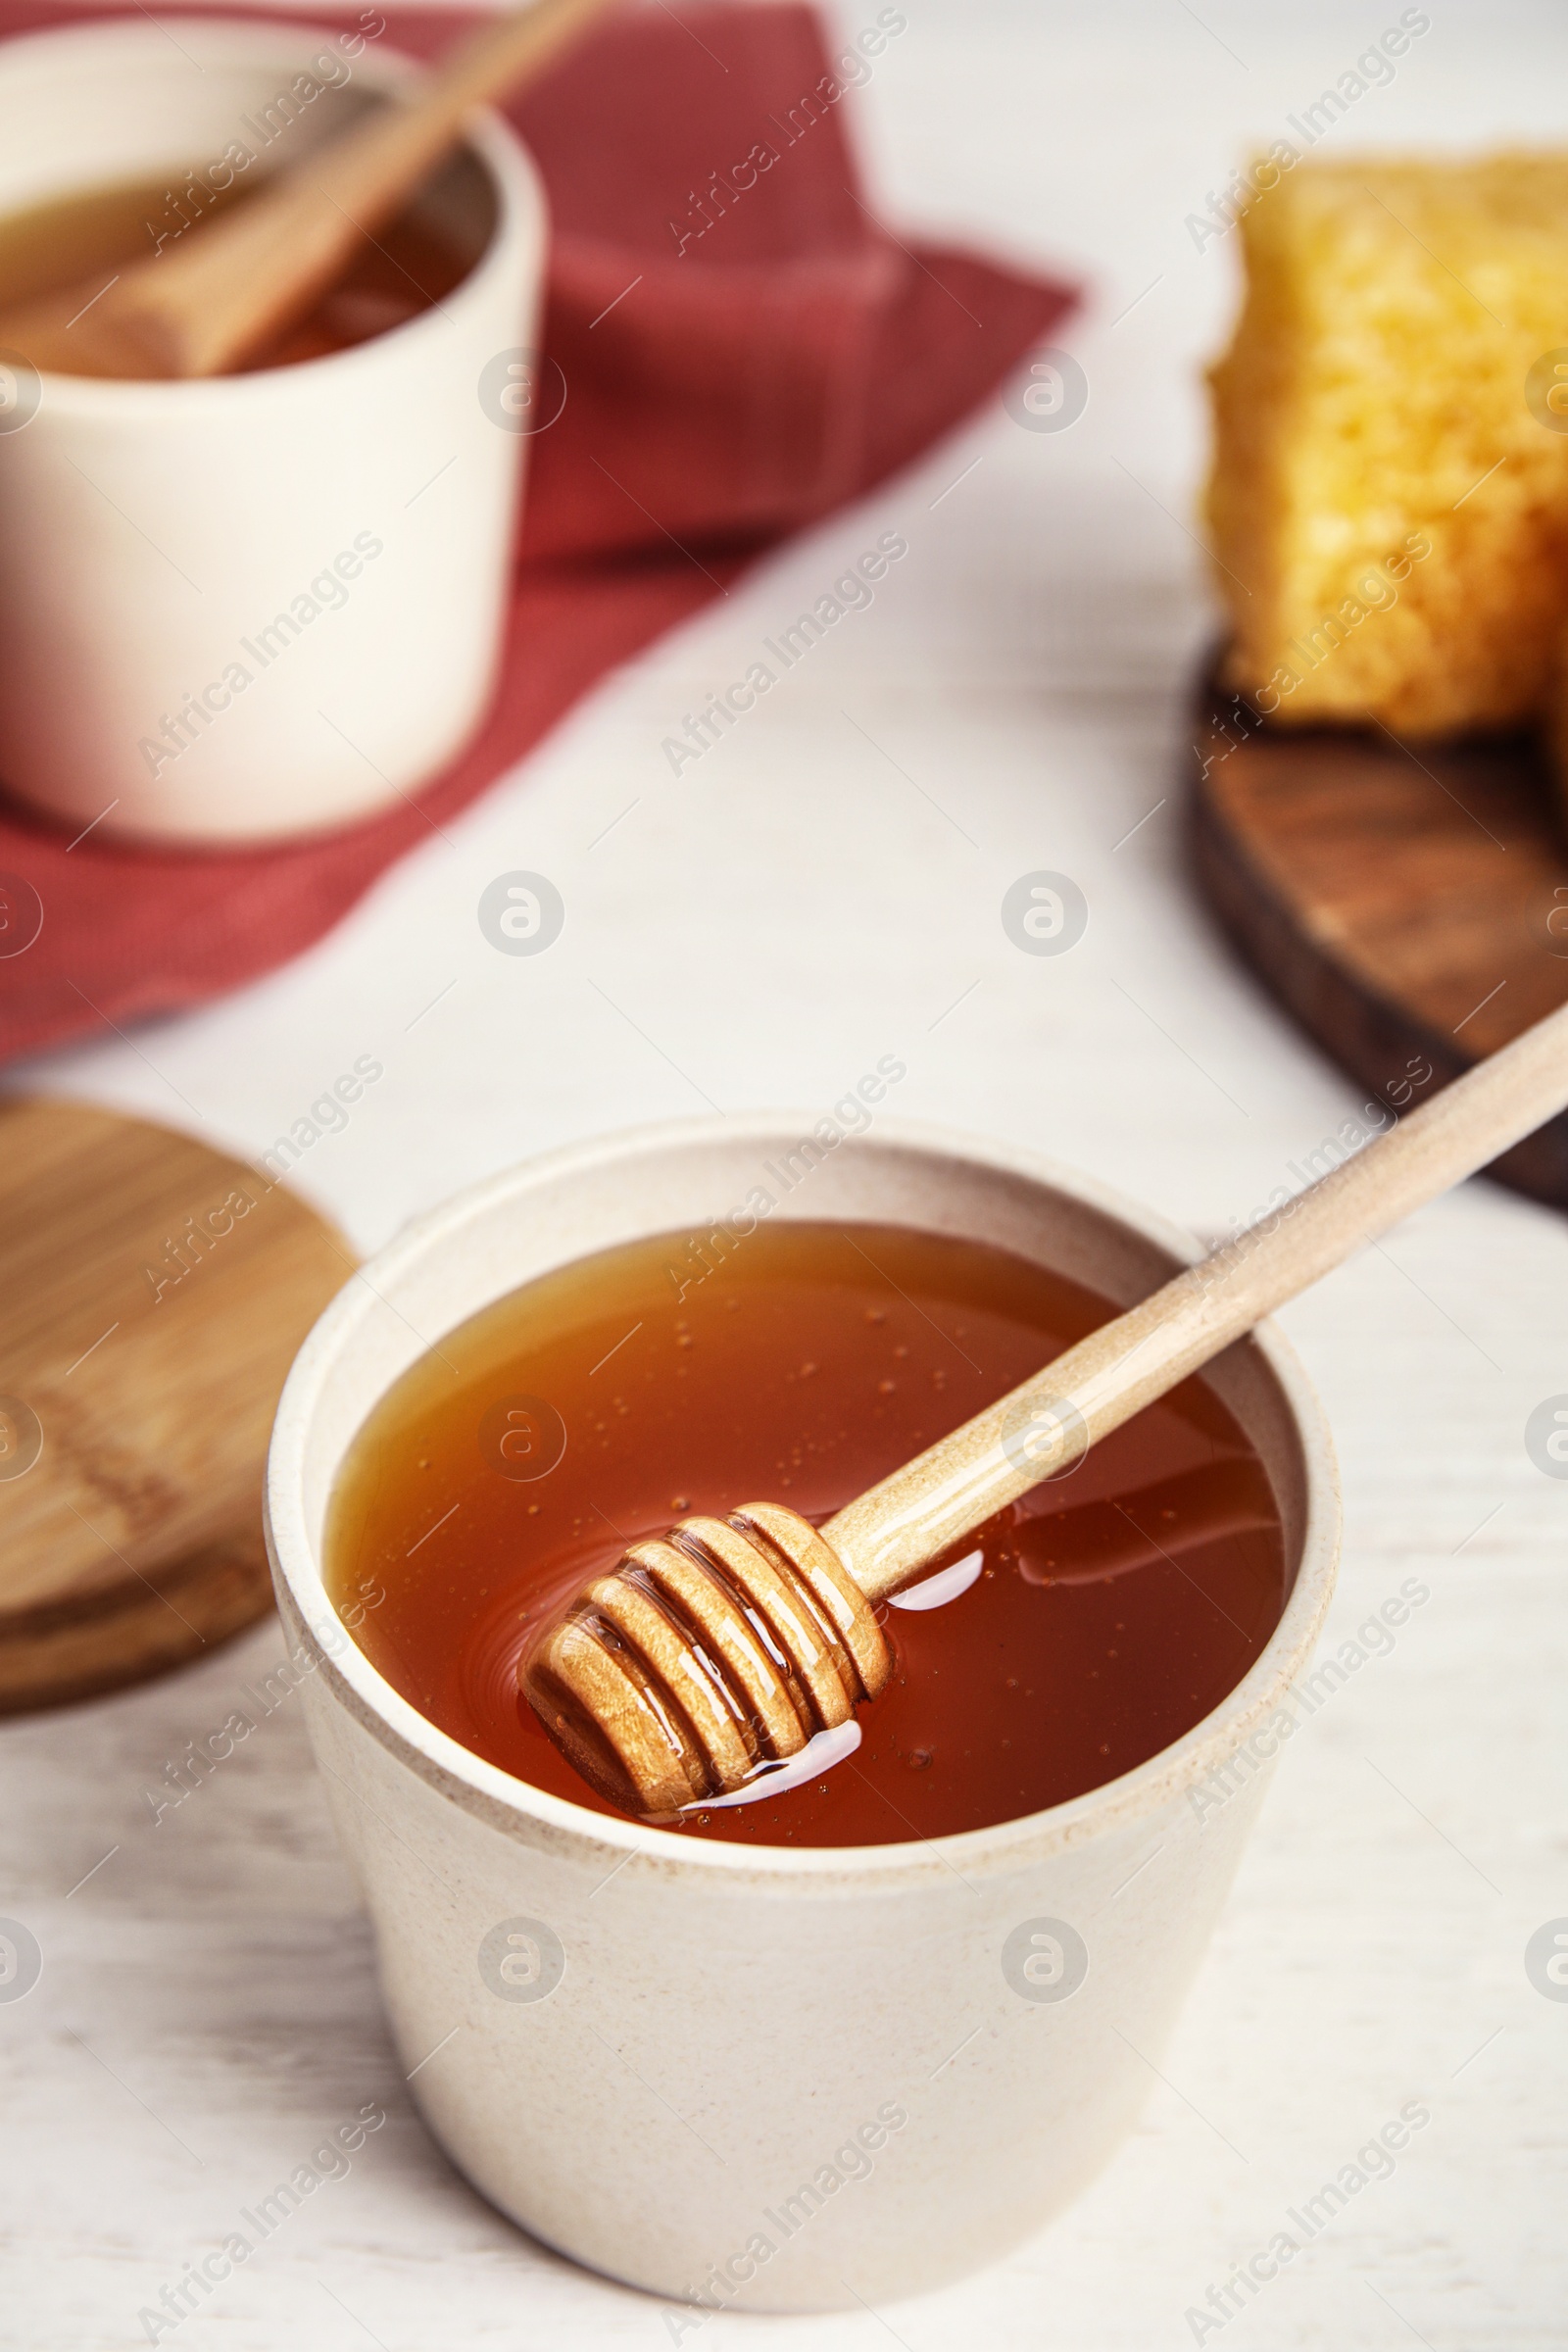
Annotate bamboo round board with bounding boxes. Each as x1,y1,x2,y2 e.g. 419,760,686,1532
0,1097,353,1713
1191,665,1568,1210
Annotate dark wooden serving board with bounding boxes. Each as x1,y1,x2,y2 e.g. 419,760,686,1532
0,1098,353,1713
1191,666,1568,1209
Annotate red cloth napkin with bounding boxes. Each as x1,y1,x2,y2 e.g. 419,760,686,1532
0,2,1075,1061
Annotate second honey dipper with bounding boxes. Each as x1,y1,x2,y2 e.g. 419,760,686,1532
0,0,615,380
522,999,1568,1819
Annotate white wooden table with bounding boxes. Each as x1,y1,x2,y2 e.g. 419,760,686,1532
5,4,1566,2344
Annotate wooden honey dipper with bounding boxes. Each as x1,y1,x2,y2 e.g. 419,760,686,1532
523,1000,1568,1821
0,0,614,381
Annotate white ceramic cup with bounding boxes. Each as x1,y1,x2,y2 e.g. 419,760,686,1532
266,1116,1340,2313
0,18,545,843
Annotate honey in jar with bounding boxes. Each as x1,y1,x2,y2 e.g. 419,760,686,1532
0,165,474,375
324,1220,1287,1846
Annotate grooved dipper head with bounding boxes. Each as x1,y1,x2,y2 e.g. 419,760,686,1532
520,1502,892,1819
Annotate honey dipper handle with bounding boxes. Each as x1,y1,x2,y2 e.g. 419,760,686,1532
102,0,616,378
826,1000,1568,1603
